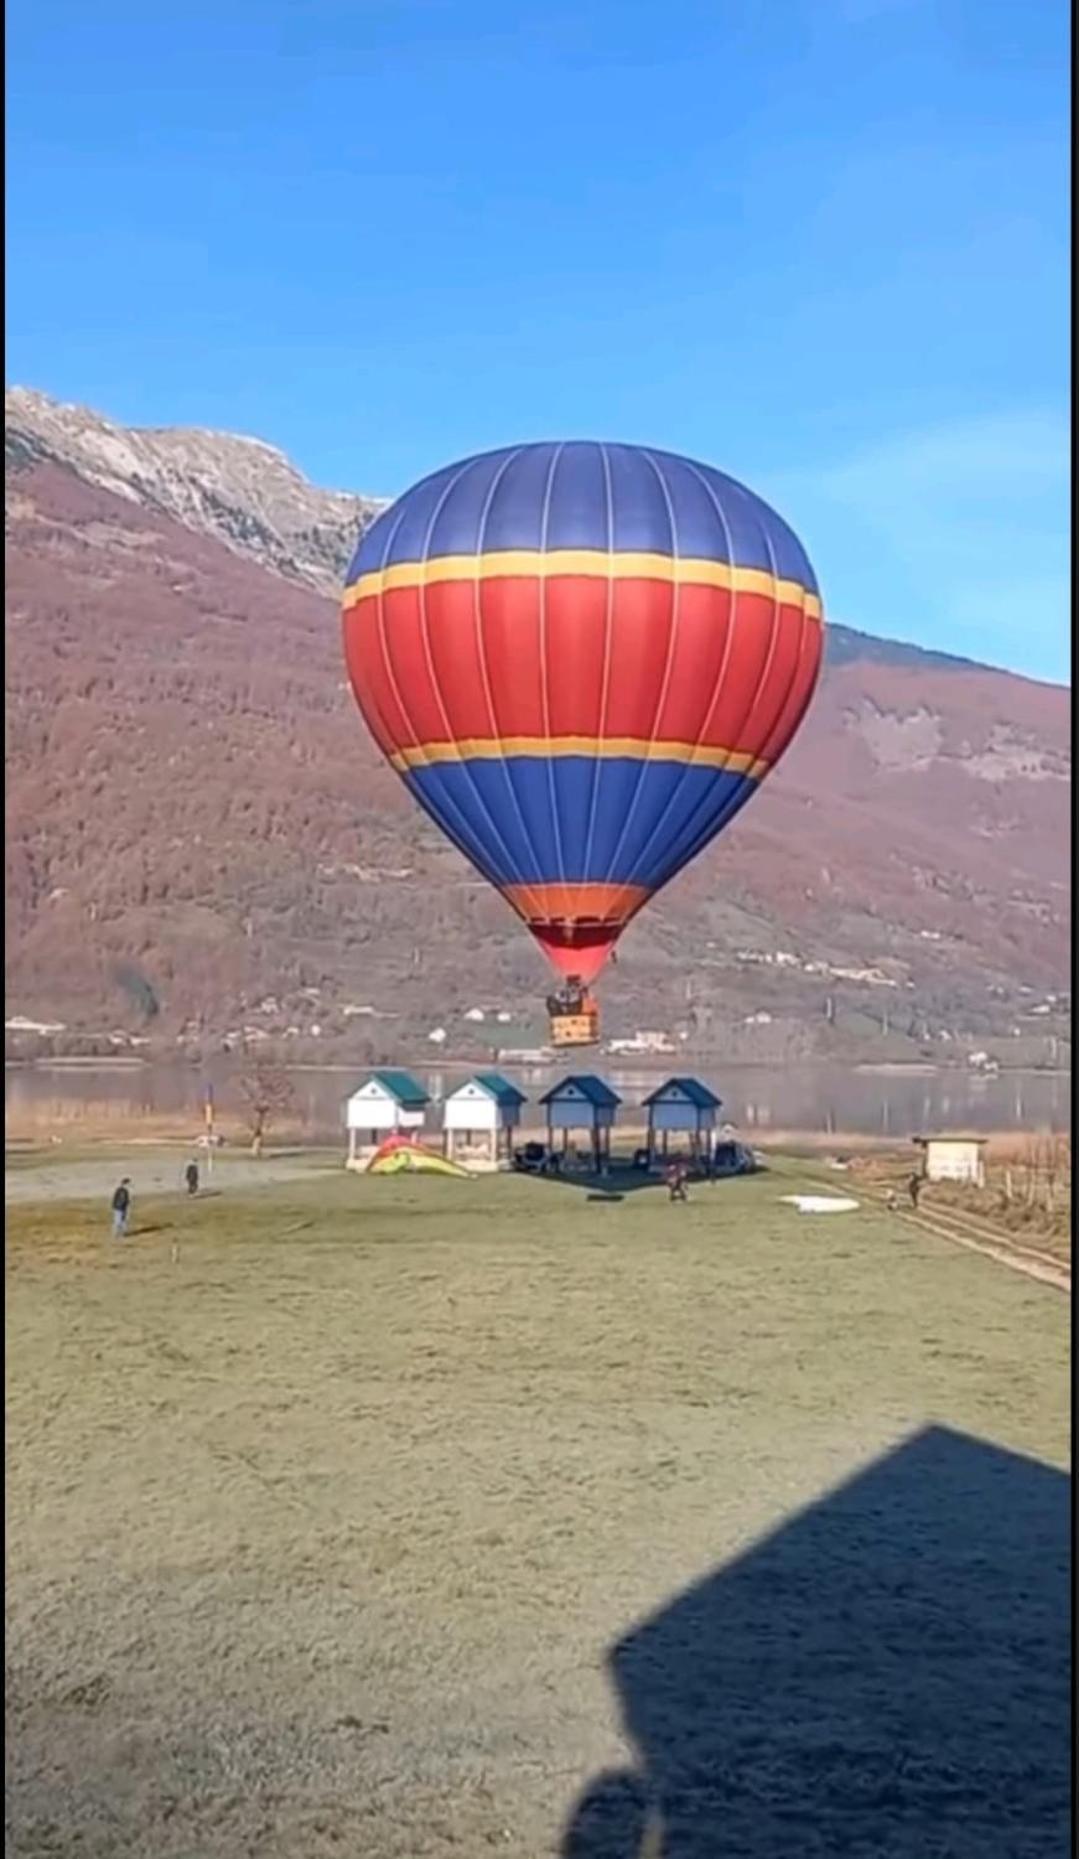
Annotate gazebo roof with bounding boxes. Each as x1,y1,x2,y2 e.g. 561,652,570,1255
464,1071,528,1107
642,1076,722,1110
539,1074,621,1108
355,1069,430,1108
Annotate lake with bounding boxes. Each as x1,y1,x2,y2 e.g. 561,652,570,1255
5,1059,1070,1143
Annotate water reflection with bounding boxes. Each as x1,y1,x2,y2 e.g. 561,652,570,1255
5,1060,1070,1142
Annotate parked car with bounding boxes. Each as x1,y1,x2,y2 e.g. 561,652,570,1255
711,1140,758,1178
512,1142,561,1175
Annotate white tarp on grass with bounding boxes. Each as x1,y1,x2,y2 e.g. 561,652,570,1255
780,1194,861,1214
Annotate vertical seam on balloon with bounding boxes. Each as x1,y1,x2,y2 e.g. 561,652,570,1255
658,480,794,882
472,447,547,923
671,477,782,875
342,515,398,756
599,457,706,907
579,442,616,896
727,479,785,788
372,499,429,765
598,448,681,908
364,496,499,875
537,442,569,906
620,460,745,893
413,457,534,894
756,559,821,779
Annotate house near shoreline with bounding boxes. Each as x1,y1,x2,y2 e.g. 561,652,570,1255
641,1077,723,1164
345,1070,430,1168
912,1133,988,1188
442,1073,527,1171
539,1075,621,1171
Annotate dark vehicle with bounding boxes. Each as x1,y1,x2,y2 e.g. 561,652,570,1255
711,1141,759,1178
512,1142,562,1176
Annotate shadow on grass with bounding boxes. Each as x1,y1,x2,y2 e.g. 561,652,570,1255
519,1162,763,1202
563,1426,1069,1858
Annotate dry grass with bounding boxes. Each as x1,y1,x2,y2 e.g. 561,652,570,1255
4,1102,288,1147
847,1143,1072,1264
5,1165,1070,1857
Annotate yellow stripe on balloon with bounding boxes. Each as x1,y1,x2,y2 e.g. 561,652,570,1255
342,549,822,618
387,736,769,778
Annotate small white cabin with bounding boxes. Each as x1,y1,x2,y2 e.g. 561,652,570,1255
442,1073,527,1170
345,1070,430,1168
912,1134,987,1188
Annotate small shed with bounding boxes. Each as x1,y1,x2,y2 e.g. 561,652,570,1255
345,1070,430,1168
539,1074,621,1171
443,1073,527,1170
642,1077,723,1164
912,1134,988,1188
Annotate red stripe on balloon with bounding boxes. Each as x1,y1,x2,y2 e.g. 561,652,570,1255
345,578,819,767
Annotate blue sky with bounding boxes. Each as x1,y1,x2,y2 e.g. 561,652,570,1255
5,0,1070,679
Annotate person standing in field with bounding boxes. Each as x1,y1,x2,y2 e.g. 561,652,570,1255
667,1161,689,1204
908,1172,923,1211
111,1178,132,1238
184,1160,199,1197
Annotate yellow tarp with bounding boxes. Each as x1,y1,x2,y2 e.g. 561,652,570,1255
366,1144,471,1178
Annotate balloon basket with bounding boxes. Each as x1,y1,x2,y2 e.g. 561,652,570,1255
549,1008,600,1048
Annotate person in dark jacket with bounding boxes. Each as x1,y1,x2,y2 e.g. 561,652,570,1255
908,1172,923,1210
111,1179,132,1238
184,1160,199,1197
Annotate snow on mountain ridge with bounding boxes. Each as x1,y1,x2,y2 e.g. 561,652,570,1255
5,386,386,593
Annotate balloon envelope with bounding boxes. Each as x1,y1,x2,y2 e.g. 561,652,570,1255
342,442,822,982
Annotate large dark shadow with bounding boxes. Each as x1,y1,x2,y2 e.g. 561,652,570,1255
520,1161,767,1201
514,1163,660,1200
563,1427,1070,1858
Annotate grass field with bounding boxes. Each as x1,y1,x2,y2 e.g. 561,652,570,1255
4,1162,1071,1858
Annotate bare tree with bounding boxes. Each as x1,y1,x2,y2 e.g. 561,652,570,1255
1017,1134,1071,1219
238,1058,295,1157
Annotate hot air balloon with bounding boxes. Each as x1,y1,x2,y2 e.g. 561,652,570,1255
341,442,822,1046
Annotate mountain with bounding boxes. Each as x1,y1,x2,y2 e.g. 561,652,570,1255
4,390,1071,1067
5,386,385,595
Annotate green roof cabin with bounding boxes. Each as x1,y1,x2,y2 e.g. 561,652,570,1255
345,1070,430,1168
442,1072,528,1170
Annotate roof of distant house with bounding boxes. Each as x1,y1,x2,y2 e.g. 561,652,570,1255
470,1071,528,1106
539,1074,621,1108
912,1132,988,1146
363,1068,430,1107
642,1076,723,1110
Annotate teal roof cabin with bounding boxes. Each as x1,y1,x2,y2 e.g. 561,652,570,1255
442,1073,527,1169
345,1070,430,1164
